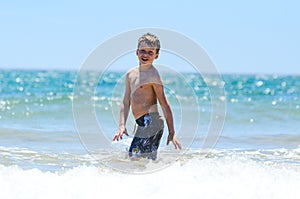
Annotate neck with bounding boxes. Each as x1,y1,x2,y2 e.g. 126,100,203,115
139,63,153,70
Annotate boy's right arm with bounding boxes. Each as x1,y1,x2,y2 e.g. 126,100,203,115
113,74,131,141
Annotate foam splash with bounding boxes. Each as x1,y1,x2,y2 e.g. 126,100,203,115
1,156,300,199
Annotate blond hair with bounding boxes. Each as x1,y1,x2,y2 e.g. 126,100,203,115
137,33,160,53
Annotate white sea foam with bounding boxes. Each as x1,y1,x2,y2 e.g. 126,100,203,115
1,156,300,199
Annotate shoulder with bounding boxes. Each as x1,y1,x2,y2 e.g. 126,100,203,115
127,66,139,74
145,66,163,86
126,67,139,78
151,66,163,79
151,66,161,76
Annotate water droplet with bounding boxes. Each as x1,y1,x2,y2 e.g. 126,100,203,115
256,81,264,87
219,96,226,101
91,96,99,101
15,77,22,83
212,81,218,86
68,96,74,101
202,96,208,101
263,88,271,95
18,87,24,92
230,98,238,103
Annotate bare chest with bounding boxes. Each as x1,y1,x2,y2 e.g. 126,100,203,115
129,71,154,92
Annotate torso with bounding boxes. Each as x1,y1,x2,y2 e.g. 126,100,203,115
127,66,162,119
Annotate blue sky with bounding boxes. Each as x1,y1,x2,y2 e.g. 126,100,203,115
0,0,299,74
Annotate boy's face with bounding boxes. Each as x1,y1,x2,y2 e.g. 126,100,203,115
136,43,159,65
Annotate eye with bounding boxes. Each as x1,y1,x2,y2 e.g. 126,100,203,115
139,50,146,54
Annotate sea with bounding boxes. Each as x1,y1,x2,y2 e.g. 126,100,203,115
0,69,300,199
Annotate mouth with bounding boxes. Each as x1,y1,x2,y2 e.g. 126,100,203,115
141,57,149,62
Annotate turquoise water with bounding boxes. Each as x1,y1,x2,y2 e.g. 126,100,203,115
1,70,300,152
1,70,299,151
1,70,300,198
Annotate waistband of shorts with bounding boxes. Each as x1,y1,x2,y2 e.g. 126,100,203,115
149,112,160,116
135,112,160,119
135,112,161,126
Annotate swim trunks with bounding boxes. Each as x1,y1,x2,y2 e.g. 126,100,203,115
129,112,164,160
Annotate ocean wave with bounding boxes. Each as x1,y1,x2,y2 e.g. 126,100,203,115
1,144,300,171
1,153,300,199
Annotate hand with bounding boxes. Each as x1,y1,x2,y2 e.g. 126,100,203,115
167,133,182,150
112,126,129,141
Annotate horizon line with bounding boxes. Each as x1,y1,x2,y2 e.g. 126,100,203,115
0,67,300,76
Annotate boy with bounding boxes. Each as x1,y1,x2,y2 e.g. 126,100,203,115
112,33,182,160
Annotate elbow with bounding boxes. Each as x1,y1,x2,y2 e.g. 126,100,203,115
123,99,130,108
161,100,170,108
161,102,171,112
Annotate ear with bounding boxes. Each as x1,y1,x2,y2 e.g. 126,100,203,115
136,49,139,56
155,53,159,59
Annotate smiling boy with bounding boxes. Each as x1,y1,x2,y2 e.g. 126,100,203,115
112,33,181,160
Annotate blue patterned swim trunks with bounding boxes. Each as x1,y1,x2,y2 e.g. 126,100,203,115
129,112,164,160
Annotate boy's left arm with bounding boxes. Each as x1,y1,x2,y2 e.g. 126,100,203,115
152,83,182,150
